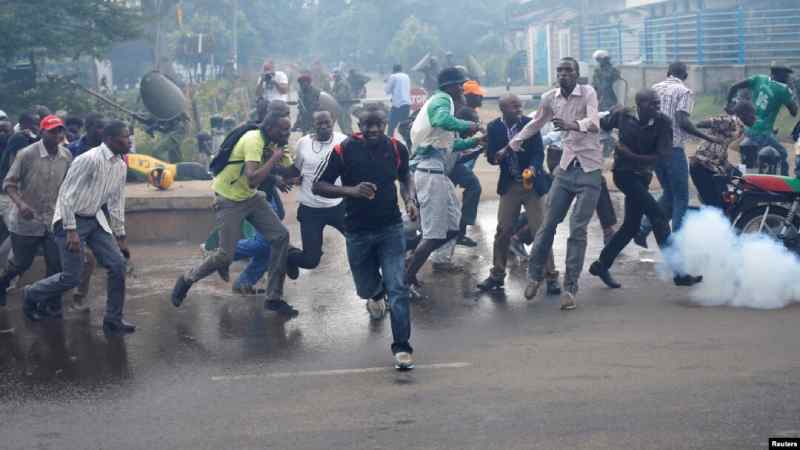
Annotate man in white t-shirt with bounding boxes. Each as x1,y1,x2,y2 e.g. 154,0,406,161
286,110,348,275
256,61,289,103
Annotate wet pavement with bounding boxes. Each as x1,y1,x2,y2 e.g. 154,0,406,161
1,196,800,450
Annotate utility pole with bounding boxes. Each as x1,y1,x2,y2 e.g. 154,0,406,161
232,0,239,71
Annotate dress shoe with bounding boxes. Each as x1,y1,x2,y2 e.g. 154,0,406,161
264,299,299,318
589,261,622,288
674,274,703,286
477,275,504,291
456,236,478,248
171,275,193,307
103,319,136,334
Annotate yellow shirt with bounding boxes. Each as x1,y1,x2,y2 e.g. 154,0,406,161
212,129,293,202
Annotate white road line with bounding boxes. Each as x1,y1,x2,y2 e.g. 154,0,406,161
211,362,471,382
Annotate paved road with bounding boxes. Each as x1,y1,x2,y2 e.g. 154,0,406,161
1,198,799,450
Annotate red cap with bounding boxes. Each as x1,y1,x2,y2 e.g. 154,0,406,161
40,115,65,131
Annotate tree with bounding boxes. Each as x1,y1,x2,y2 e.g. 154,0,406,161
387,16,441,71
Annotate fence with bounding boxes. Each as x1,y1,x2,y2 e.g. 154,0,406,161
581,7,800,66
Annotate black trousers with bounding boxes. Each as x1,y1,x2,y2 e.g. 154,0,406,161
689,162,724,210
288,203,346,269
598,171,671,269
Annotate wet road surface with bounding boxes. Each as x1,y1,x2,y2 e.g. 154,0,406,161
1,197,799,449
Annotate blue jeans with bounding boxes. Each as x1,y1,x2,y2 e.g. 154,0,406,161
640,147,689,236
345,223,412,354
741,133,789,175
232,197,282,289
28,218,127,322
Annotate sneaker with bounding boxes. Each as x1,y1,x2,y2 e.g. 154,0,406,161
456,236,478,247
545,278,562,295
366,294,387,320
524,280,541,300
589,261,622,289
394,351,415,371
560,287,577,310
171,275,193,308
477,275,504,291
432,261,464,273
264,299,299,318
509,236,529,259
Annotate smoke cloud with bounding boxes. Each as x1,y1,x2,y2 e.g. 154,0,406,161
661,207,800,309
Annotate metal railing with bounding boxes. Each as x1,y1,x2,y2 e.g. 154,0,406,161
581,7,800,65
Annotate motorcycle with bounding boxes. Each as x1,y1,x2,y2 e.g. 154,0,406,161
721,173,800,253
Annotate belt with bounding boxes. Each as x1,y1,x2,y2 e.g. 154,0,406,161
566,158,582,170
416,167,444,175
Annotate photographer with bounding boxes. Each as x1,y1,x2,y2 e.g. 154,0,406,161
256,61,289,102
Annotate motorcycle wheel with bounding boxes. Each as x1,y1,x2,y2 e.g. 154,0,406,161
735,205,800,241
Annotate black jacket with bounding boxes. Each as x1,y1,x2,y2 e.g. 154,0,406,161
486,116,548,196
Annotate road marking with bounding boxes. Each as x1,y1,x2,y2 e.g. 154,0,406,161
211,362,471,382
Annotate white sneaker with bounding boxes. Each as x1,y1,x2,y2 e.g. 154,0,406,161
366,297,386,320
560,290,577,310
394,352,415,370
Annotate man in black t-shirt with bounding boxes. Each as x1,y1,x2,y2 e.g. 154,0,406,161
313,105,418,371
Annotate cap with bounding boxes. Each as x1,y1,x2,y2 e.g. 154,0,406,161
463,80,486,97
770,61,794,73
593,49,610,61
39,115,65,131
437,67,469,88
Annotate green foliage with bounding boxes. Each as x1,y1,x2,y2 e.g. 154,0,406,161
387,17,442,71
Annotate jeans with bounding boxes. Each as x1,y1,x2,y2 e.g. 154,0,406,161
189,192,289,301
232,196,283,289
27,218,127,322
345,223,412,354
640,147,689,237
289,203,346,269
388,105,411,138
528,165,602,288
741,133,789,175
598,171,671,269
0,232,62,308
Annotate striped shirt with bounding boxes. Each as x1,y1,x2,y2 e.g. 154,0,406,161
53,143,127,236
652,76,695,147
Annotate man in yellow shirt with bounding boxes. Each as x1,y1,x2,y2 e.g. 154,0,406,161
171,113,297,316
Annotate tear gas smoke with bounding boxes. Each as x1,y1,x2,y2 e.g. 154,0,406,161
661,207,800,309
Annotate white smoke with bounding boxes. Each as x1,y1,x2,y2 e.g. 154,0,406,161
661,207,800,309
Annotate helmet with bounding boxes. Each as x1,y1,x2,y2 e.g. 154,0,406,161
757,146,781,175
437,67,469,88
593,50,610,61
148,167,174,190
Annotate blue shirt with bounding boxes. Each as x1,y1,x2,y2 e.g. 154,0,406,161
68,136,96,158
385,72,411,108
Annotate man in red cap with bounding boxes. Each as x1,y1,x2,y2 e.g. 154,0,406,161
0,115,72,316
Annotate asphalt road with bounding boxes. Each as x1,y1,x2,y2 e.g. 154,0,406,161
1,197,799,450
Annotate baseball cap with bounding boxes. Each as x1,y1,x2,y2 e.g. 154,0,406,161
463,80,486,97
40,115,65,131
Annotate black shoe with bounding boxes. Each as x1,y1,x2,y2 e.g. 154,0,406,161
457,236,478,248
264,299,299,318
589,261,622,289
674,275,703,286
217,266,230,282
633,233,649,249
286,261,300,280
103,319,136,334
171,275,193,307
477,276,504,291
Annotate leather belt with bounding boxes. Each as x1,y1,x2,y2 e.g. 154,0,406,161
416,167,444,175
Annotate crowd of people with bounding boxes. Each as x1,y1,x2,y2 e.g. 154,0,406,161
0,53,797,371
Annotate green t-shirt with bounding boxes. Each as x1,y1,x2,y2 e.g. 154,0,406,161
212,129,293,202
747,74,794,137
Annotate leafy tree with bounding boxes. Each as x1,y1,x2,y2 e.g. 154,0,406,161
387,16,442,71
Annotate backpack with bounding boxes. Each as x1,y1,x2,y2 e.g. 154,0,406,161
208,123,260,176
333,134,402,170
